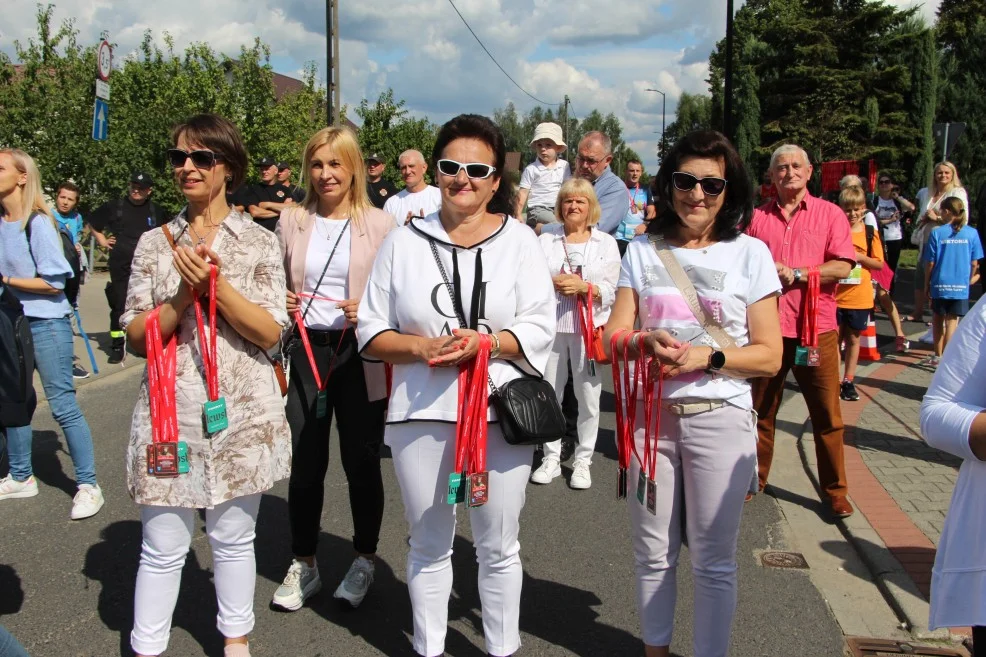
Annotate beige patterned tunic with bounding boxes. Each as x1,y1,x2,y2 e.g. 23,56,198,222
121,210,291,508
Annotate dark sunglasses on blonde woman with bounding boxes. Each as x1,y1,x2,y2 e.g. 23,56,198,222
436,159,497,179
671,171,727,196
167,149,224,169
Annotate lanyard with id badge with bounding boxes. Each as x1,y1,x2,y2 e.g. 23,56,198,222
145,307,189,476
194,265,229,434
447,334,493,508
795,267,821,367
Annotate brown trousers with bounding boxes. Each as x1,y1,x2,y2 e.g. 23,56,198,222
751,330,848,498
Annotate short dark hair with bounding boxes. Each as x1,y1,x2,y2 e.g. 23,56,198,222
431,114,510,215
626,159,643,168
648,130,753,242
171,113,249,191
57,181,80,195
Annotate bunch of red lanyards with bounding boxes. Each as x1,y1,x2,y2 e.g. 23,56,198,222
576,282,598,376
610,330,663,514
451,334,492,507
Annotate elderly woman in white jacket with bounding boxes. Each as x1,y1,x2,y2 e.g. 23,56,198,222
531,177,621,490
920,294,986,652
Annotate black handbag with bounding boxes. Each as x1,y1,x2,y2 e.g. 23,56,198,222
428,239,565,446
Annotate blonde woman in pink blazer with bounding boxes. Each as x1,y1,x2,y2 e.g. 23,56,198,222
272,127,395,612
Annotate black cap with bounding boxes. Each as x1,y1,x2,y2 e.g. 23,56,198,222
257,157,276,169
276,161,291,171
365,153,384,164
130,171,153,187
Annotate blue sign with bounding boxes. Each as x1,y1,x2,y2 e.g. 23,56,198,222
92,98,108,141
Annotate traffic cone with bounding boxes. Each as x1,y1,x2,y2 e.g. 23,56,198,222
858,314,881,362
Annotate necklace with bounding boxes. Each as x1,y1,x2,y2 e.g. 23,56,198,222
188,221,220,246
315,214,348,240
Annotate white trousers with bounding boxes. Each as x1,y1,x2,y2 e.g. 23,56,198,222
130,494,262,656
542,331,601,463
386,422,534,657
628,403,756,657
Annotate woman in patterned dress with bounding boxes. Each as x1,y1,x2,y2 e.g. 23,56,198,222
121,114,291,657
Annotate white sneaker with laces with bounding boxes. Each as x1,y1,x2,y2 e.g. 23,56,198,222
71,483,104,519
530,456,561,484
272,559,321,611
0,475,39,501
333,556,375,608
570,459,592,490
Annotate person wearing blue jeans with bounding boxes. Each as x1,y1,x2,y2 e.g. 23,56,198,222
0,625,29,657
0,147,103,520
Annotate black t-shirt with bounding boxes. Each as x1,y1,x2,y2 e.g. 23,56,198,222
246,183,300,232
88,197,168,265
367,179,399,210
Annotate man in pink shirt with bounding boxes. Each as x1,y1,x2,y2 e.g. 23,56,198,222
746,144,856,518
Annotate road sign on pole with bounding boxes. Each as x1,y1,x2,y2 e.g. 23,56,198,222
96,40,112,81
92,98,108,141
933,122,966,161
95,79,110,100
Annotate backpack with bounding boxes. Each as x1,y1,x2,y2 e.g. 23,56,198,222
0,280,37,429
24,213,81,306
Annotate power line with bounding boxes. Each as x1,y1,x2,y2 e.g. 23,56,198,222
445,0,561,107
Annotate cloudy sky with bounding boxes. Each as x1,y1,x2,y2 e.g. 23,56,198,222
3,0,940,171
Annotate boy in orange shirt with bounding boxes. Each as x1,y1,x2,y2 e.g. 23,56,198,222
836,185,885,401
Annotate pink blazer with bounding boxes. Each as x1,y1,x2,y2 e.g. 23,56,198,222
277,205,395,400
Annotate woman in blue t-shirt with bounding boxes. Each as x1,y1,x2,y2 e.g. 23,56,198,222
0,148,103,520
924,196,984,365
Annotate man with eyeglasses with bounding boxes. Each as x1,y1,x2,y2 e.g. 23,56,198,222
746,144,857,519
87,172,167,363
365,153,398,210
575,132,630,237
246,156,292,232
383,149,442,226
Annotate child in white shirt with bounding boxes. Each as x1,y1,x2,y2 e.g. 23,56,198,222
515,122,571,232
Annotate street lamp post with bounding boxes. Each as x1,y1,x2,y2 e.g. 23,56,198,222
646,88,666,163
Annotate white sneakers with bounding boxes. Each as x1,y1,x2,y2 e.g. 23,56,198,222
530,456,561,484
272,559,322,611
530,456,592,489
0,475,39,500
0,476,103,519
333,556,375,608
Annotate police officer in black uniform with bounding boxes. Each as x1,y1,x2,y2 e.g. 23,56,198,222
365,153,398,210
246,156,295,232
88,172,167,363
276,161,306,203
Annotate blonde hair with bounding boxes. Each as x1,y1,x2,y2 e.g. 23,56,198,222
940,196,968,228
838,185,867,210
554,177,602,226
931,161,962,195
299,127,372,226
0,148,54,229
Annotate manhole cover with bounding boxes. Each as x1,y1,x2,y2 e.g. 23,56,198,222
759,551,809,569
846,637,966,656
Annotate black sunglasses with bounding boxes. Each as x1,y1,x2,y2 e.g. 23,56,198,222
671,171,727,196
167,149,223,169
878,179,892,184
436,159,497,180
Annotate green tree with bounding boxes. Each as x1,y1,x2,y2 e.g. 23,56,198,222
659,93,714,162
353,89,437,187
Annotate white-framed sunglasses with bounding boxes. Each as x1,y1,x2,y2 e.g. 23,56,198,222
436,159,497,180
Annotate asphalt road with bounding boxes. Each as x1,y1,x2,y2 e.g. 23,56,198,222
1,358,850,657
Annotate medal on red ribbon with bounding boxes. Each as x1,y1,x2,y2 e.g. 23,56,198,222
145,306,188,477
293,292,348,419
448,334,492,507
795,266,821,367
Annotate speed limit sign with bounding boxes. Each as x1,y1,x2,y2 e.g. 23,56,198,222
96,40,112,81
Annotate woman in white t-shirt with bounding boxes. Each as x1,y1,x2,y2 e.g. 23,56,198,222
532,177,621,489
603,130,782,657
358,114,555,657
272,127,395,612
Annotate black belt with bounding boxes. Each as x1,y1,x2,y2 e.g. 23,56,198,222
291,325,352,347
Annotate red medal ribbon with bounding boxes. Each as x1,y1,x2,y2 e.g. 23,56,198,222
454,334,492,476
610,330,663,480
576,283,596,368
800,266,820,348
146,307,178,444
192,265,221,401
641,357,663,481
293,303,349,392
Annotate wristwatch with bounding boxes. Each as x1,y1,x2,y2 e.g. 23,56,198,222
793,268,803,283
706,349,726,372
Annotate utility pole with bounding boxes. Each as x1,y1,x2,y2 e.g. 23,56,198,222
724,0,735,140
562,95,570,165
326,0,340,126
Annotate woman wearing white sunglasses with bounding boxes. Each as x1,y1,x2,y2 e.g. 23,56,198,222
358,114,555,657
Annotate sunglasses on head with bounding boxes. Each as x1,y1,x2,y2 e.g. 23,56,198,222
167,149,223,169
436,159,497,180
671,171,727,196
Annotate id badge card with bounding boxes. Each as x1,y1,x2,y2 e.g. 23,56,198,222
636,469,647,505
617,468,628,500
176,441,190,474
646,478,658,515
204,397,229,434
795,345,820,367
467,472,489,508
150,443,179,477
315,390,328,419
447,472,465,505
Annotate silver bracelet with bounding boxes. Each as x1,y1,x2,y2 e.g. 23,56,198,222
490,332,502,359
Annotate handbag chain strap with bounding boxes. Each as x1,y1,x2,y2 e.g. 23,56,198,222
427,239,499,395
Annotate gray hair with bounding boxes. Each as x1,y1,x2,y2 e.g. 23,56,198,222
398,149,425,166
839,174,863,190
580,131,613,156
769,144,810,170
